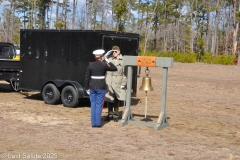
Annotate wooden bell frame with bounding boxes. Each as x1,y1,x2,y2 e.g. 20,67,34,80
120,56,173,131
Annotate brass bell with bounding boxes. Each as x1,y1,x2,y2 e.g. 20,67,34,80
139,76,154,91
139,67,153,91
139,67,153,122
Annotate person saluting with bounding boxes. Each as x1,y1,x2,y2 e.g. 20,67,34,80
85,49,117,128
104,46,127,122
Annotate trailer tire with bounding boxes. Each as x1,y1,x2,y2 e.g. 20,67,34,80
42,84,60,105
61,85,79,108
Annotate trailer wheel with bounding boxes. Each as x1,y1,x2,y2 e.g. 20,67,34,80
61,86,79,108
42,84,60,104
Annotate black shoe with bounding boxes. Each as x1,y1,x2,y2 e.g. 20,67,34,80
113,118,118,122
104,116,111,121
92,126,101,128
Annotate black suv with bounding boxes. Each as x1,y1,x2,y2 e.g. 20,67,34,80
0,42,17,59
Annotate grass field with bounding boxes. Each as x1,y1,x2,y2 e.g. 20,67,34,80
0,62,239,160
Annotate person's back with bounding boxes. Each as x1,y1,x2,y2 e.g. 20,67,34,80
85,49,117,128
87,60,116,90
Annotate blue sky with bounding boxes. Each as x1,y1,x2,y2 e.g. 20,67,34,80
0,1,9,13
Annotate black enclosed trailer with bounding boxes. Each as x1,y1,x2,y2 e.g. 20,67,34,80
19,29,139,107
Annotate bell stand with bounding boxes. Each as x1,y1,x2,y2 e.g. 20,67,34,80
120,56,173,130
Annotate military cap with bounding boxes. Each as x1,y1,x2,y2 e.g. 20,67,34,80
93,49,105,56
112,46,120,51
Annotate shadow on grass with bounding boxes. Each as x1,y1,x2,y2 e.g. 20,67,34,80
0,83,14,92
21,92,42,100
22,92,92,108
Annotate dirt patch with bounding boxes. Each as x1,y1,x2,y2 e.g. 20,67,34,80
0,63,240,160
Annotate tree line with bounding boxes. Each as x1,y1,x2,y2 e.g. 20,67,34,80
1,0,240,60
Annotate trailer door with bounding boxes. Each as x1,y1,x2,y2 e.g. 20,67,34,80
102,35,139,56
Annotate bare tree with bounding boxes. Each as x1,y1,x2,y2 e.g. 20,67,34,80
211,0,220,56
49,1,53,29
56,0,59,22
232,0,240,56
72,0,77,29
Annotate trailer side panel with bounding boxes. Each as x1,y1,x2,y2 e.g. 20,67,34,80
19,30,139,96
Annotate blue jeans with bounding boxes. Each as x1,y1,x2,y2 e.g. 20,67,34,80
90,89,105,127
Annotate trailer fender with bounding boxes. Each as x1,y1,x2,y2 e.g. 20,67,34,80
41,80,85,98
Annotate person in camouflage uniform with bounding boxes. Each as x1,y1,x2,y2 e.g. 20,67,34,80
104,46,127,122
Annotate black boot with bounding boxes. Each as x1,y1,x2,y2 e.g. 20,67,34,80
113,99,120,122
113,117,119,122
104,116,111,121
104,102,114,121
